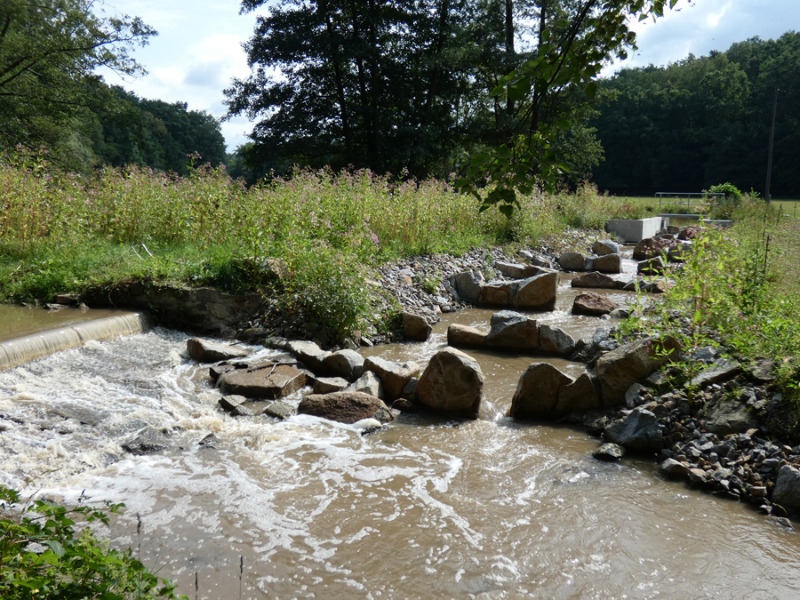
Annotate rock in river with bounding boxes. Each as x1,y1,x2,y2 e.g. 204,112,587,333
416,348,484,420
298,391,393,424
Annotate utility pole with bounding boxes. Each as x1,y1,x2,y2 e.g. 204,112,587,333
765,87,779,203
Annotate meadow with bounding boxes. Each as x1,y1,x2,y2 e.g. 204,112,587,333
0,152,635,334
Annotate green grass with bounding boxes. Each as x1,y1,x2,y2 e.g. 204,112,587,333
615,195,800,218
0,151,643,338
620,196,800,418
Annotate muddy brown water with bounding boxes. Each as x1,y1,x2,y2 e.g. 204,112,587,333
2,266,800,598
0,304,135,342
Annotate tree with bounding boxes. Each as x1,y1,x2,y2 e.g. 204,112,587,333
90,87,227,174
456,0,680,215
0,0,155,163
591,32,800,196
225,0,476,178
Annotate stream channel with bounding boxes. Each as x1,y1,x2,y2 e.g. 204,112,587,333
1,270,800,599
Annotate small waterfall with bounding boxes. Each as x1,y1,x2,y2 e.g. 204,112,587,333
0,312,149,371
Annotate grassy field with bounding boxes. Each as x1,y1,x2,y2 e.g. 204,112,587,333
613,195,800,217
0,153,637,336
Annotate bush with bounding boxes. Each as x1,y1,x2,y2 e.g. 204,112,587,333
0,487,185,599
705,182,743,219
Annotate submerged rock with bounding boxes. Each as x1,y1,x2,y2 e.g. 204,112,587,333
572,293,617,316
298,391,393,424
121,427,171,455
593,443,625,461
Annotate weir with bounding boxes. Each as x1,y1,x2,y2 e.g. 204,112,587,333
0,312,149,371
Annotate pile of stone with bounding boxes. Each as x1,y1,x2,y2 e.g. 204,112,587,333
189,335,486,426
587,349,800,523
557,239,623,273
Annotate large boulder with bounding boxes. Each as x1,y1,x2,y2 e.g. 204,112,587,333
558,252,588,272
638,255,667,275
572,293,617,316
364,356,422,401
298,391,393,424
486,311,539,350
495,261,543,279
594,337,679,406
479,281,514,306
773,465,800,518
187,338,251,362
345,370,384,397
703,397,758,435
416,348,484,419
451,271,485,304
313,376,349,394
323,349,365,382
571,272,624,290
632,237,664,260
514,271,558,311
555,372,600,414
590,253,622,274
509,362,572,420
286,340,330,373
592,239,620,256
447,324,487,349
604,407,664,452
518,249,554,269
402,311,432,341
537,323,576,356
217,362,307,399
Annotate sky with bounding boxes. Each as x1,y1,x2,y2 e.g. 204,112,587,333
98,0,800,153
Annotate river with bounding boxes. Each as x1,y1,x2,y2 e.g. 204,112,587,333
2,303,800,598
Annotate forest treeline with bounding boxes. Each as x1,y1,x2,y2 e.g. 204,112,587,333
0,0,224,175
1,0,796,195
592,32,800,197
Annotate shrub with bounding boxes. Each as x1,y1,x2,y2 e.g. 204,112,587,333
0,487,185,599
705,182,743,219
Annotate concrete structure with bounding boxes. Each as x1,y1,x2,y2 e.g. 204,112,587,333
605,217,666,243
0,313,149,371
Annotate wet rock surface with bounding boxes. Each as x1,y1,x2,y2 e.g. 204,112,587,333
416,348,484,420
298,391,394,425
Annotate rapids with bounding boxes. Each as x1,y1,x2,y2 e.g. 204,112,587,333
2,316,800,599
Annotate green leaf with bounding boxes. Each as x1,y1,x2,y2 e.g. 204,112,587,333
43,539,65,557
